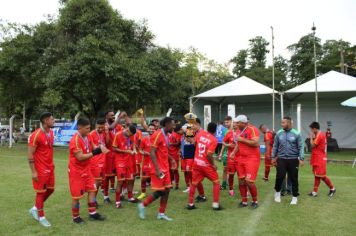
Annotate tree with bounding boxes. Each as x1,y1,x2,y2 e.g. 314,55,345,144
288,33,322,85
230,49,248,77
249,36,269,68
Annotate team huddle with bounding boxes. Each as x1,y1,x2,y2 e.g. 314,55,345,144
27,111,336,227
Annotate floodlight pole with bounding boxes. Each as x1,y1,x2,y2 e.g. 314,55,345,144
271,26,276,131
312,23,319,122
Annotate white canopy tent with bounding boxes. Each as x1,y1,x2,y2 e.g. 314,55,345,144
285,71,356,148
193,76,280,133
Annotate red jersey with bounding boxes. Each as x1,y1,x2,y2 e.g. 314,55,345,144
311,131,327,166
150,129,170,172
140,136,151,166
112,131,135,166
28,128,54,173
237,125,260,160
194,130,218,167
107,123,123,149
264,130,274,156
168,132,182,158
69,133,94,172
89,130,106,166
223,130,237,157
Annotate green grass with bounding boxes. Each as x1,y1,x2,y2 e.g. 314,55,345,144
1,145,356,236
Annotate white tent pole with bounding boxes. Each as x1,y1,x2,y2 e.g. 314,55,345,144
297,104,301,132
271,26,276,131
189,97,193,112
312,23,319,122
280,92,284,121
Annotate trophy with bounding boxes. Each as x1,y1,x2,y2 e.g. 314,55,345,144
184,112,197,137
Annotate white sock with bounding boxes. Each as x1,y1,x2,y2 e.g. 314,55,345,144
212,202,219,208
104,196,109,199
32,206,37,210
275,191,281,196
89,211,97,215
39,216,45,221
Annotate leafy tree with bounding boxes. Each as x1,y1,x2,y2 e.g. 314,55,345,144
249,36,269,68
230,49,248,77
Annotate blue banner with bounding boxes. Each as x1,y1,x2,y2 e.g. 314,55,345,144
53,121,77,146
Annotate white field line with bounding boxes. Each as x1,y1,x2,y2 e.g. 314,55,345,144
240,190,274,236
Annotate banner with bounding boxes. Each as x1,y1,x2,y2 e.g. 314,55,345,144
227,104,235,118
203,105,211,130
53,121,77,146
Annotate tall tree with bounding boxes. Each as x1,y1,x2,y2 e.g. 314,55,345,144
230,49,248,77
288,33,322,85
249,36,270,68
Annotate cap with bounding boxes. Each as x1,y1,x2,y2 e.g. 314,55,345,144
235,115,248,123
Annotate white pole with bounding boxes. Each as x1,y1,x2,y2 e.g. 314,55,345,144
312,23,318,122
280,92,284,121
189,97,193,113
297,104,301,132
271,26,275,131
9,115,16,148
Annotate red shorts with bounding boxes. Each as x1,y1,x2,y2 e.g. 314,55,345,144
312,163,327,177
192,165,219,185
135,153,143,165
115,161,134,181
181,159,194,172
90,163,105,180
151,171,172,191
68,169,96,199
104,152,115,177
237,159,260,182
227,159,238,174
32,170,55,193
264,156,272,167
169,156,180,170
141,163,151,178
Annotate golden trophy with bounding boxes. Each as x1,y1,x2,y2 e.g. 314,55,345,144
184,112,197,137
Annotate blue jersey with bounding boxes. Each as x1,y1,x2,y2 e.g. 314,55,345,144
215,124,226,144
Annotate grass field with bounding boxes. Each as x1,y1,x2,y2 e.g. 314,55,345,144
0,144,355,236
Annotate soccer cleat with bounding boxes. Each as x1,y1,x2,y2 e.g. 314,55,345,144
274,192,281,203
128,198,139,203
182,187,190,193
137,193,147,200
29,208,39,221
220,185,227,190
328,189,336,197
186,204,197,210
250,202,259,209
238,202,248,208
308,192,318,197
157,213,173,221
229,190,235,196
290,197,298,205
110,188,116,193
89,213,106,221
137,203,145,219
103,198,111,204
39,217,51,227
116,202,122,208
195,195,207,203
262,177,269,182
175,186,179,190
73,217,85,225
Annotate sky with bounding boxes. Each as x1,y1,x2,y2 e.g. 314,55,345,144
0,0,355,65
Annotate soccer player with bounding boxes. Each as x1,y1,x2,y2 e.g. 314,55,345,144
69,118,107,224
169,124,183,190
223,118,238,196
181,124,196,193
89,118,110,205
230,115,260,209
137,124,155,200
187,122,222,210
28,112,55,227
308,122,336,197
259,124,274,181
218,116,232,190
112,125,138,208
102,110,125,203
138,117,176,221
